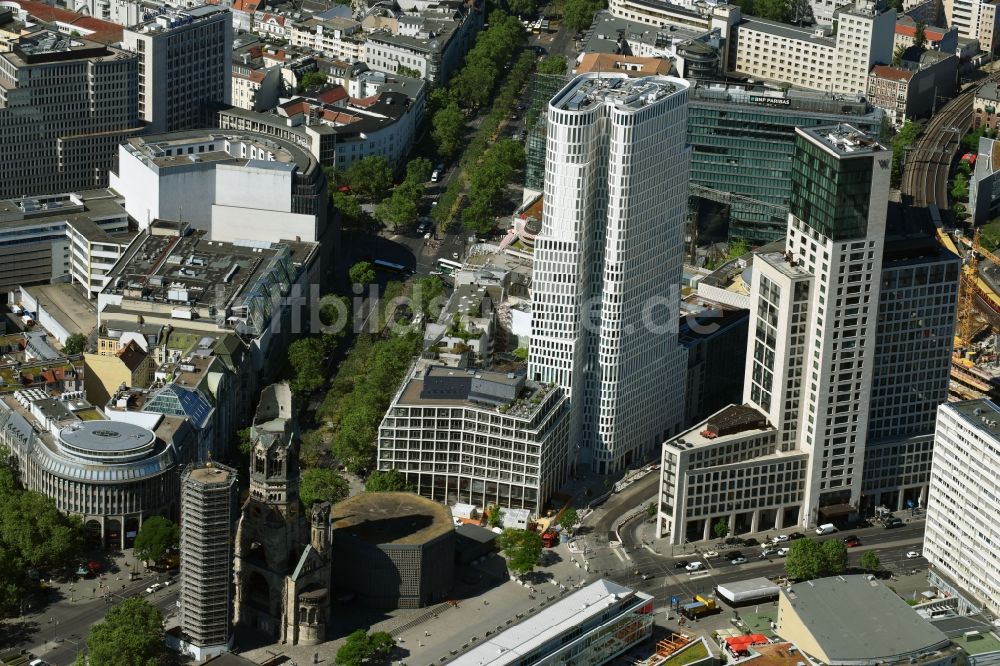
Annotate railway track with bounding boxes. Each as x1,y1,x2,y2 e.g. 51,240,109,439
901,71,1000,210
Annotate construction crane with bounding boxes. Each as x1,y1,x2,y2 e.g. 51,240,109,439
955,228,1000,345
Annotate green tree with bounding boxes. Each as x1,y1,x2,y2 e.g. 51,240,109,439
559,507,579,533
753,0,791,21
789,0,811,23
890,119,922,187
132,516,178,564
496,528,543,575
508,0,538,16
821,538,849,575
563,0,604,31
513,347,528,361
374,190,420,230
298,70,328,92
81,597,164,666
288,337,327,396
713,518,729,541
412,275,445,318
0,488,83,571
300,467,349,507
63,332,87,356
914,20,927,49
405,157,434,185
236,426,253,456
952,173,970,202
861,550,881,573
487,505,505,528
349,261,376,286
432,102,465,160
784,538,825,580
537,55,566,75
300,429,330,467
397,65,422,78
726,237,749,261
344,156,393,202
364,469,413,492
335,629,394,666
333,191,367,229
646,502,657,519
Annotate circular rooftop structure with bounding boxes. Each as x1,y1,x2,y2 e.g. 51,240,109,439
58,420,157,463
331,492,453,546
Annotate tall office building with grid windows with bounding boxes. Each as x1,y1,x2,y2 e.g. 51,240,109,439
528,73,690,475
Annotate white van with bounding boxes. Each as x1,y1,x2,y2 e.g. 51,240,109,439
431,168,441,182
815,523,836,535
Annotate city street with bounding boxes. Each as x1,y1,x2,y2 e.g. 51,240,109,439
13,555,179,666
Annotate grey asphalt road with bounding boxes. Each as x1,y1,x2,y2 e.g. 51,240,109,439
20,578,179,666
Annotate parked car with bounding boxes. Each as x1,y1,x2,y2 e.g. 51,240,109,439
674,560,690,570
742,538,760,547
788,532,806,540
730,556,748,565
906,551,922,559
772,534,790,543
760,547,776,558
145,583,162,594
777,547,790,557
685,561,705,572
844,535,862,547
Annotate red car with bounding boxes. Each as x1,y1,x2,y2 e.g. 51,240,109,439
844,535,861,547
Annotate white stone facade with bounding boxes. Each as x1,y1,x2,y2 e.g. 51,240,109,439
924,400,1000,616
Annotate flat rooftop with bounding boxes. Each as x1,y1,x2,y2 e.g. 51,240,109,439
779,576,952,662
670,403,775,449
740,16,835,46
944,399,1000,441
449,579,652,666
187,463,236,485
102,226,288,312
757,251,813,279
552,74,686,112
122,131,314,173
330,492,453,546
798,124,887,157
23,284,97,337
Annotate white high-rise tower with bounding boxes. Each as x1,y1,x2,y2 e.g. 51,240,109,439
528,73,690,475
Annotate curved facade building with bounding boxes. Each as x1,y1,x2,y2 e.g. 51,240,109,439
0,389,195,548
528,73,690,475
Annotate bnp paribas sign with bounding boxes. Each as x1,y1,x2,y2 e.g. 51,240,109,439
747,95,792,107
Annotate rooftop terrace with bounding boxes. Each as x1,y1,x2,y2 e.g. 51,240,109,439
552,74,686,112
799,123,887,157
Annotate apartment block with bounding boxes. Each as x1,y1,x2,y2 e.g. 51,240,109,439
730,2,896,95
866,53,957,127
289,16,365,63
0,191,133,296
529,74,690,474
176,462,238,660
218,71,426,171
123,6,232,133
924,400,1000,617
377,365,571,514
0,31,141,199
944,0,1000,53
363,3,483,84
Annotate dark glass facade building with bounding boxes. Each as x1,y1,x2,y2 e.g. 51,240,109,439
687,85,884,242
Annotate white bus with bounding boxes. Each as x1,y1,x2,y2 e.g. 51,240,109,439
437,258,462,274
